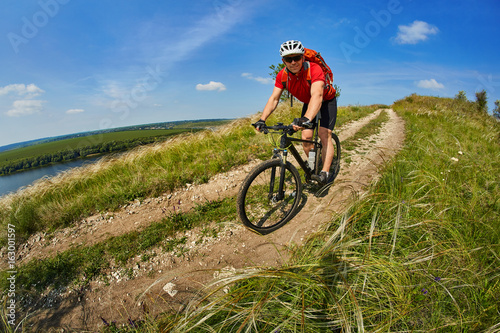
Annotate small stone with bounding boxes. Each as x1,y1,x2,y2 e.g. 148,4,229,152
163,282,178,297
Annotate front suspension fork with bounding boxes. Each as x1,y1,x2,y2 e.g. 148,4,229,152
270,148,288,201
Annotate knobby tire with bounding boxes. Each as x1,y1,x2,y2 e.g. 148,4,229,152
328,132,341,180
237,159,302,235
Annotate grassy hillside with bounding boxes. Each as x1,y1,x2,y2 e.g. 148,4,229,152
159,95,499,332
0,127,215,175
0,102,377,329
0,129,188,162
1,96,498,331
0,102,375,245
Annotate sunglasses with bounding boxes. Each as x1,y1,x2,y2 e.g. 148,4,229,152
283,55,303,63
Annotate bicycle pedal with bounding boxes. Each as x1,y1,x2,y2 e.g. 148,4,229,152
310,174,325,184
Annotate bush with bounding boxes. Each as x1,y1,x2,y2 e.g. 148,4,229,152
455,90,467,101
475,89,488,113
493,100,500,120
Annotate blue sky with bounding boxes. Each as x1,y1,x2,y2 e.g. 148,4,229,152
1,0,499,147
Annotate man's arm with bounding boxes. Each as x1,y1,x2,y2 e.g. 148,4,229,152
260,86,283,121
302,81,324,121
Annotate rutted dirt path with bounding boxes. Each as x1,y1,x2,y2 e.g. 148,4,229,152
10,109,405,331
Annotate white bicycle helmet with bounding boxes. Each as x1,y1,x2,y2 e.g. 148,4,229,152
279,40,305,57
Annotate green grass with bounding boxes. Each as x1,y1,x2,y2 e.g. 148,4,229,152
337,104,380,125
342,109,390,152
5,96,497,331
0,103,376,245
170,119,232,129
156,95,499,332
0,197,236,297
0,102,384,331
0,120,264,243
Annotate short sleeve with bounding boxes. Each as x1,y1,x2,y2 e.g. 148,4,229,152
275,69,285,89
309,63,325,85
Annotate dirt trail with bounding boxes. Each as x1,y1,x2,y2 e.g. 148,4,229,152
10,109,405,331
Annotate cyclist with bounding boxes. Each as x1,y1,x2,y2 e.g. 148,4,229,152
254,40,338,184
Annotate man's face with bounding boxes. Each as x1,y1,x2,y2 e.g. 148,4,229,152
283,54,304,74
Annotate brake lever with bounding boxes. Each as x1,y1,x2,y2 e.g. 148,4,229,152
252,123,269,134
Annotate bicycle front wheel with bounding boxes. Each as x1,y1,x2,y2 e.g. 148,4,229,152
237,159,302,234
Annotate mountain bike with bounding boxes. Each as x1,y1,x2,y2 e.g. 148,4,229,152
237,120,341,235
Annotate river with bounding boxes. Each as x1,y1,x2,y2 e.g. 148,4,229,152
0,156,103,198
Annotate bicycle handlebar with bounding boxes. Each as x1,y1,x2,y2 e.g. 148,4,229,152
252,122,296,135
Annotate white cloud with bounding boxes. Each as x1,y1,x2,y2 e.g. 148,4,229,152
101,81,129,99
1,84,46,117
0,84,24,95
93,1,259,110
242,73,273,84
0,83,44,98
155,3,256,65
6,100,45,117
25,84,44,96
394,20,439,44
66,108,85,114
416,79,445,90
196,81,226,92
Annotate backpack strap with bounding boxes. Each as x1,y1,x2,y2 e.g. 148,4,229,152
303,61,311,86
281,68,289,90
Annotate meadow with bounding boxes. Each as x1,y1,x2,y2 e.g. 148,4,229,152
0,103,375,245
158,95,499,332
1,96,498,332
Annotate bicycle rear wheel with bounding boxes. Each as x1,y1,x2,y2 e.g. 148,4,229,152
237,159,302,234
318,132,341,182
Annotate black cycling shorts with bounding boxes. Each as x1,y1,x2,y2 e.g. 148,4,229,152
301,97,337,130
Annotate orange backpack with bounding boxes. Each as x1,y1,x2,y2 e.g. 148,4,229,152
281,48,335,92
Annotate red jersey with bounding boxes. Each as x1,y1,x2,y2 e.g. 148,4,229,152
275,62,336,103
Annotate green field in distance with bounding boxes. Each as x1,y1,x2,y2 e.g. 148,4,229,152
0,128,189,164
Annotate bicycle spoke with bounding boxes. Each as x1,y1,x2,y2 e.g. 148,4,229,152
238,160,301,233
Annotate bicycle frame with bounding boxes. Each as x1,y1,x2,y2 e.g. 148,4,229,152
275,128,321,180
266,123,322,199
239,119,340,233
